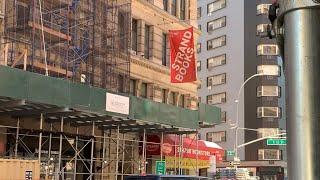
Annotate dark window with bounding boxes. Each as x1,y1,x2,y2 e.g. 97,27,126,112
118,11,127,51
178,94,185,108
197,7,201,19
162,33,168,66
163,0,168,11
221,111,226,123
171,0,177,16
144,25,151,59
169,92,176,105
132,19,138,52
129,79,136,96
141,83,148,98
162,89,167,103
180,0,186,20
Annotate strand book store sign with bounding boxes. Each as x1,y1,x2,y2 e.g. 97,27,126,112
169,27,196,83
106,93,130,115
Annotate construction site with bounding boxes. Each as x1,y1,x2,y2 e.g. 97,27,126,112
0,0,223,179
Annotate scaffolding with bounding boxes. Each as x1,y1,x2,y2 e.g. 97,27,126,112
3,0,131,93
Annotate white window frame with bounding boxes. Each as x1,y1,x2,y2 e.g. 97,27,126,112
257,107,280,118
207,73,226,87
257,128,279,138
257,44,279,56
256,24,270,35
207,54,226,69
258,149,281,160
207,0,226,15
257,65,280,76
257,4,271,15
207,92,226,105
207,131,226,142
257,86,280,97
207,35,226,50
207,16,226,32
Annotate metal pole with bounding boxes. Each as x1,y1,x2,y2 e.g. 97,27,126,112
142,129,146,175
58,117,64,178
115,126,120,180
174,134,177,174
38,114,43,162
278,4,320,179
121,134,125,180
196,132,199,175
160,132,164,161
73,127,78,180
101,131,106,180
14,118,19,158
48,123,52,159
89,122,95,180
178,135,182,175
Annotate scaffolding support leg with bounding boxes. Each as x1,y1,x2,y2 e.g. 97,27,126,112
38,114,43,162
160,132,163,161
121,133,125,180
115,125,120,180
58,117,64,178
73,127,78,180
14,118,20,158
48,123,52,159
142,129,146,175
101,131,106,180
174,134,177,175
89,122,95,180
178,135,182,175
196,132,199,176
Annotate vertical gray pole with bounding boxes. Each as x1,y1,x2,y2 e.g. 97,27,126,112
38,114,43,162
284,7,320,180
160,132,164,161
174,134,177,175
14,118,20,158
101,131,106,180
58,117,64,178
178,135,182,175
142,129,146,175
115,126,120,180
48,123,52,159
73,127,78,180
89,122,95,180
121,133,125,180
196,132,199,175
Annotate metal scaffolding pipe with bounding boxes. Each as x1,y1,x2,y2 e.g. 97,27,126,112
48,123,52,159
89,122,95,180
58,117,64,178
38,114,43,162
14,118,19,158
73,127,78,180
121,133,126,180
160,132,164,161
101,131,106,180
115,126,120,180
142,129,146,175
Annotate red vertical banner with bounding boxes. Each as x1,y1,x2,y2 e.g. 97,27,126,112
169,27,196,83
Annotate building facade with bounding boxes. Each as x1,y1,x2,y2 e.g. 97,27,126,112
197,0,286,179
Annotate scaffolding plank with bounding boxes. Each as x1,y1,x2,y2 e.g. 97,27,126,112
28,21,71,41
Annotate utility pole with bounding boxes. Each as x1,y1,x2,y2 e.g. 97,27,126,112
273,1,320,179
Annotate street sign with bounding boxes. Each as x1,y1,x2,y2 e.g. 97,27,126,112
226,150,235,156
267,138,287,145
155,161,166,175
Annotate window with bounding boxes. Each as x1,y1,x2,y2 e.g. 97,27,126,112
198,25,201,31
257,107,281,118
169,92,176,105
207,92,226,105
207,54,226,68
180,0,186,20
197,7,201,19
162,33,168,66
221,111,226,123
257,65,280,76
207,35,226,50
162,89,167,103
171,0,177,16
257,24,271,36
257,128,279,138
140,83,148,98
207,0,226,15
178,94,185,108
197,43,201,53
163,0,168,11
258,149,281,160
197,61,201,71
129,79,136,96
207,131,226,142
207,16,226,32
132,19,138,52
257,44,279,56
257,86,280,97
144,25,151,59
207,73,226,86
257,4,271,15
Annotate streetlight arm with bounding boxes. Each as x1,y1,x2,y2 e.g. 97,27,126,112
237,132,286,148
236,73,263,102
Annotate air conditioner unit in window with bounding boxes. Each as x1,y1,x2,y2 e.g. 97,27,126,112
208,86,212,90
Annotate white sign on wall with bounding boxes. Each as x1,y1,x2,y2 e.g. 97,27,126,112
106,93,130,115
